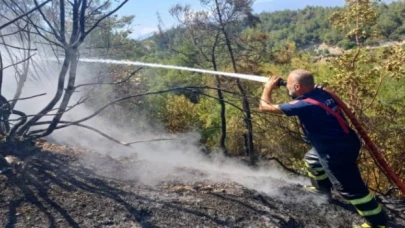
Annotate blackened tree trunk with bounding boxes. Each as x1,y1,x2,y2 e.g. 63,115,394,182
214,0,256,164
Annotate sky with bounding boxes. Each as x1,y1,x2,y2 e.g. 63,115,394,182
117,0,206,39
114,0,359,39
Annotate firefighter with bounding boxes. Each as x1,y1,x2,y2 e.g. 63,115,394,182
258,69,388,228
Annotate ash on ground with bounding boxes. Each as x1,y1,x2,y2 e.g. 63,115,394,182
0,141,404,228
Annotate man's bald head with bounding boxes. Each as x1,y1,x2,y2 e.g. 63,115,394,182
288,69,315,87
286,69,315,98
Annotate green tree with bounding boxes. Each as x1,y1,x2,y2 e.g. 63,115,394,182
328,0,405,195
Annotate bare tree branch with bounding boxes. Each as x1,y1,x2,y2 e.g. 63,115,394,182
69,0,80,45
29,120,182,147
86,0,110,18
0,51,3,96
7,110,27,140
7,93,46,102
5,0,140,140
33,0,64,43
363,75,386,111
0,95,11,135
28,86,249,137
42,50,79,137
3,54,36,70
266,156,304,176
5,98,87,123
60,0,66,43
74,67,143,89
0,28,27,38
0,0,52,31
79,0,129,44
2,0,63,49
33,87,187,133
8,24,34,109
29,121,133,145
80,0,87,36
0,33,19,74
17,51,71,135
28,23,65,48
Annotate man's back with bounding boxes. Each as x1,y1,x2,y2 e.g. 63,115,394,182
279,88,351,144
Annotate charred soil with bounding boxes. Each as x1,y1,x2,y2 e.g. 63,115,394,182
0,140,404,228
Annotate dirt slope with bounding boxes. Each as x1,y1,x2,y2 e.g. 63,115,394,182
0,141,404,228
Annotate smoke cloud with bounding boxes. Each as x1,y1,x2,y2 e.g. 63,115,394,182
1,37,312,203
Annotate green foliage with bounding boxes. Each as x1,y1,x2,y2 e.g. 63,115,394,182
85,0,405,196
257,6,344,48
141,1,405,55
256,1,405,49
324,0,405,195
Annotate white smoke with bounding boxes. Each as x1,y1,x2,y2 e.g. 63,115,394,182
1,35,311,202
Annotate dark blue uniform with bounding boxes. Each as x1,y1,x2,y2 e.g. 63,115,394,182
279,89,348,143
279,88,387,227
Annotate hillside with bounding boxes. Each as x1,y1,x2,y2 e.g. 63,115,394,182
147,1,405,52
0,140,404,228
257,1,405,49
253,0,345,13
262,1,405,49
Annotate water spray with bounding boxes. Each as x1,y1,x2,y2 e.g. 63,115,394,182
79,58,270,83
77,58,405,196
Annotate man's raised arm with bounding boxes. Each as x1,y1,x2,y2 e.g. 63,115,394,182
259,76,284,114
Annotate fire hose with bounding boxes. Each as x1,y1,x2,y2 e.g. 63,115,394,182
277,79,405,197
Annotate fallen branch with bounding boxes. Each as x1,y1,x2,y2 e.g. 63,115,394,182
265,156,304,177
125,137,183,145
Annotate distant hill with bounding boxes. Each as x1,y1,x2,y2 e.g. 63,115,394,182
144,1,405,52
253,0,345,13
252,0,399,13
254,1,405,50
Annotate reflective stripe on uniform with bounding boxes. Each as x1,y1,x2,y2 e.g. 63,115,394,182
357,204,382,217
305,162,324,171
349,193,374,205
353,222,386,228
307,171,328,180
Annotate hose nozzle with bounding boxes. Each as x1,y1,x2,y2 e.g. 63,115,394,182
278,79,287,87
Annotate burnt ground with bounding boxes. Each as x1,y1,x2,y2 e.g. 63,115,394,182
0,141,404,228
